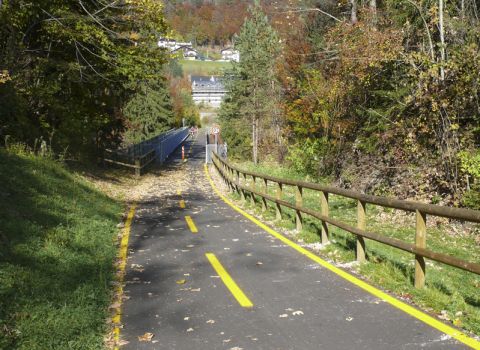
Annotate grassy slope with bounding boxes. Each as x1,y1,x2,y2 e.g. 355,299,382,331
0,149,122,349
180,59,232,76
232,160,480,336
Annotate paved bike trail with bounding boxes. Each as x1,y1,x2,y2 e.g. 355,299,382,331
119,131,470,349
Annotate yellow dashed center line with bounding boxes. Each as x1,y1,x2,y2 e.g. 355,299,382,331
205,253,254,308
185,215,198,233
179,199,186,209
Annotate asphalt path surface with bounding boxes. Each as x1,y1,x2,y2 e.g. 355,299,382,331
120,131,469,349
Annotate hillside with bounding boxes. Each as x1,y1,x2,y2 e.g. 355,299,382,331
0,148,122,349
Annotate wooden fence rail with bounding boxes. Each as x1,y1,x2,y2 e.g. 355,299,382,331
104,148,155,176
211,152,480,288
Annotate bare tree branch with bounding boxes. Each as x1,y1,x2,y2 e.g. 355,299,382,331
274,7,343,23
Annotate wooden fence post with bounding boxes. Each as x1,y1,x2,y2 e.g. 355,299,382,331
251,176,257,205
276,183,283,220
262,179,268,212
241,173,247,203
415,210,427,288
357,200,366,263
225,165,232,192
229,168,235,192
236,170,241,194
135,159,141,177
296,186,303,231
320,191,329,244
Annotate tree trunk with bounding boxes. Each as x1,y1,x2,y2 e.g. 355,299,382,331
252,116,258,165
439,0,446,81
370,0,377,24
350,0,358,24
255,116,259,164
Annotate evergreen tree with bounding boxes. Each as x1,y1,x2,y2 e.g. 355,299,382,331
219,1,281,164
123,79,175,144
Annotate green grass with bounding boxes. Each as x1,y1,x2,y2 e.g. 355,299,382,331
225,160,480,337
180,59,232,76
0,148,122,349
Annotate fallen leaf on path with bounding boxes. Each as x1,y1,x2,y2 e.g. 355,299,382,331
279,314,288,318
191,288,201,292
109,302,121,309
138,332,154,342
346,317,353,321
206,319,215,324
292,310,304,316
256,262,263,266
176,279,186,284
117,339,129,346
187,328,194,332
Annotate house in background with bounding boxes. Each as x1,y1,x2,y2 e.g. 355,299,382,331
173,46,198,60
158,38,194,54
221,48,240,62
191,76,226,108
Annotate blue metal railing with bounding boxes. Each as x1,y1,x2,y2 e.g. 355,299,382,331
104,127,189,173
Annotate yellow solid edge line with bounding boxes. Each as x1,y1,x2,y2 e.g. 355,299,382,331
113,204,136,350
205,253,253,308
185,215,198,233
204,164,480,350
179,199,186,209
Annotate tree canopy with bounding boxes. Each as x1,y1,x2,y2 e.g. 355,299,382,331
219,0,480,208
0,0,179,158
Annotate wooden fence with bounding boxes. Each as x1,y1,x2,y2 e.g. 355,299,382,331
211,152,480,288
104,148,155,176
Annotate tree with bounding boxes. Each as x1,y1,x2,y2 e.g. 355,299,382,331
221,1,281,164
0,0,170,158
123,79,175,144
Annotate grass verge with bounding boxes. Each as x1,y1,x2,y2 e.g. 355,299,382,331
180,59,232,76
0,148,122,349
224,160,480,337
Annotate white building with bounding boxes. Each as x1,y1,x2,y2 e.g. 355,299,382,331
157,38,193,52
221,48,240,62
191,76,226,108
181,47,199,60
